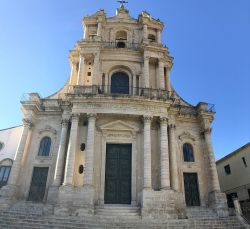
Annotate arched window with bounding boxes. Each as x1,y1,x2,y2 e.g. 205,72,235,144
111,72,129,94
0,159,13,188
148,34,156,42
183,143,194,162
116,30,127,48
38,137,51,156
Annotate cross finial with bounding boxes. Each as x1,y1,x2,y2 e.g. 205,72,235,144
117,0,128,8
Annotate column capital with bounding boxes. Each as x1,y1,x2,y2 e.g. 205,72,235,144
143,115,153,123
159,116,168,123
22,118,32,128
61,119,70,127
203,127,212,135
71,113,80,121
144,56,150,61
87,113,97,120
168,123,176,129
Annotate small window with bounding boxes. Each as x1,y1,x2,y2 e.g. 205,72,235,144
242,157,247,167
88,62,91,65
80,143,86,151
0,142,4,151
224,164,231,175
79,165,84,174
38,137,51,156
248,189,250,199
87,72,91,76
0,166,11,187
148,34,156,42
183,143,194,162
117,41,126,48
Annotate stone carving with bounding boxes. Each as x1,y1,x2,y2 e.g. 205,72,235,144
38,125,57,135
179,131,195,142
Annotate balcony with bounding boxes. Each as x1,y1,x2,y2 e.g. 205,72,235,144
79,39,142,51
67,85,171,101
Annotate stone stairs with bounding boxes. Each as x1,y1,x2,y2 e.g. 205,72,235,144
0,204,248,228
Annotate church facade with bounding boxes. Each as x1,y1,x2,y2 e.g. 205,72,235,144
0,5,229,219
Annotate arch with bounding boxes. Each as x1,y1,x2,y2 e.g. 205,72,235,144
111,72,129,94
183,143,195,162
0,158,13,166
116,30,127,40
38,136,51,156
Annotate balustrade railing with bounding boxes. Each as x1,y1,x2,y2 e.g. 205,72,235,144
67,85,170,100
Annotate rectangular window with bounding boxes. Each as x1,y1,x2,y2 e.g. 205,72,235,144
224,164,231,175
248,189,250,199
0,166,11,187
242,157,247,167
87,72,91,76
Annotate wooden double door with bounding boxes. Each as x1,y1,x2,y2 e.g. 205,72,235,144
184,173,200,206
28,167,49,202
104,144,132,204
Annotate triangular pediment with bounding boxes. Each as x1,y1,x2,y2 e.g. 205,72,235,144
99,120,139,132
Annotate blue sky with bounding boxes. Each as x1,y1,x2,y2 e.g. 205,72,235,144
0,0,249,159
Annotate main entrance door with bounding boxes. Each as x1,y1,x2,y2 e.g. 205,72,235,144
28,167,49,202
105,144,132,204
183,173,200,206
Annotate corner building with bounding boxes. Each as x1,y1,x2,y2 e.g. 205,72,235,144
1,5,230,220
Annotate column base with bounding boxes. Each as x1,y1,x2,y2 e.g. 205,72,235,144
0,184,20,210
54,185,95,216
47,185,60,205
141,188,186,219
208,191,229,217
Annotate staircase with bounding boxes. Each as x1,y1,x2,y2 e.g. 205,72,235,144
0,204,248,228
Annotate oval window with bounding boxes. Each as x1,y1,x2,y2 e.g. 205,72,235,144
80,143,86,151
79,165,84,174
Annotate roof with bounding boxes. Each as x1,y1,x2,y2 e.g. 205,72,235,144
216,142,250,164
0,125,22,132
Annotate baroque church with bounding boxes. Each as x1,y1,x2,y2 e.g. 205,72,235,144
0,3,247,228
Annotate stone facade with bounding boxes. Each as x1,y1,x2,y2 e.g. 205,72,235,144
0,5,229,219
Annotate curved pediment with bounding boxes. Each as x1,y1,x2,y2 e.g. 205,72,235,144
179,131,196,142
38,125,57,135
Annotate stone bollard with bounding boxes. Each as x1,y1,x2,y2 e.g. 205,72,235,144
233,198,242,216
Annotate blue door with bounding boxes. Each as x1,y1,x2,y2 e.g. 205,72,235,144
111,72,129,94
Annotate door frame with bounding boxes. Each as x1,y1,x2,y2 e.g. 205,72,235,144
104,143,132,204
26,165,51,202
99,133,137,206
27,166,50,202
183,172,201,206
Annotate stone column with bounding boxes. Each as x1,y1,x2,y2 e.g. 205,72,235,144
157,30,162,44
143,116,152,189
160,117,170,189
84,113,96,186
158,60,165,90
77,55,85,85
203,127,220,192
93,53,99,85
169,122,179,191
143,24,148,42
8,119,32,185
97,22,102,37
143,57,150,88
166,68,171,93
63,114,79,186
53,119,69,186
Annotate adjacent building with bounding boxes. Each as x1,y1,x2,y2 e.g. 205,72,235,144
0,126,23,188
216,142,250,207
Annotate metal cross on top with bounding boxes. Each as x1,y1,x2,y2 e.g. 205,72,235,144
117,0,128,7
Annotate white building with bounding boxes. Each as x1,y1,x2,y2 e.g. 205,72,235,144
0,4,235,224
